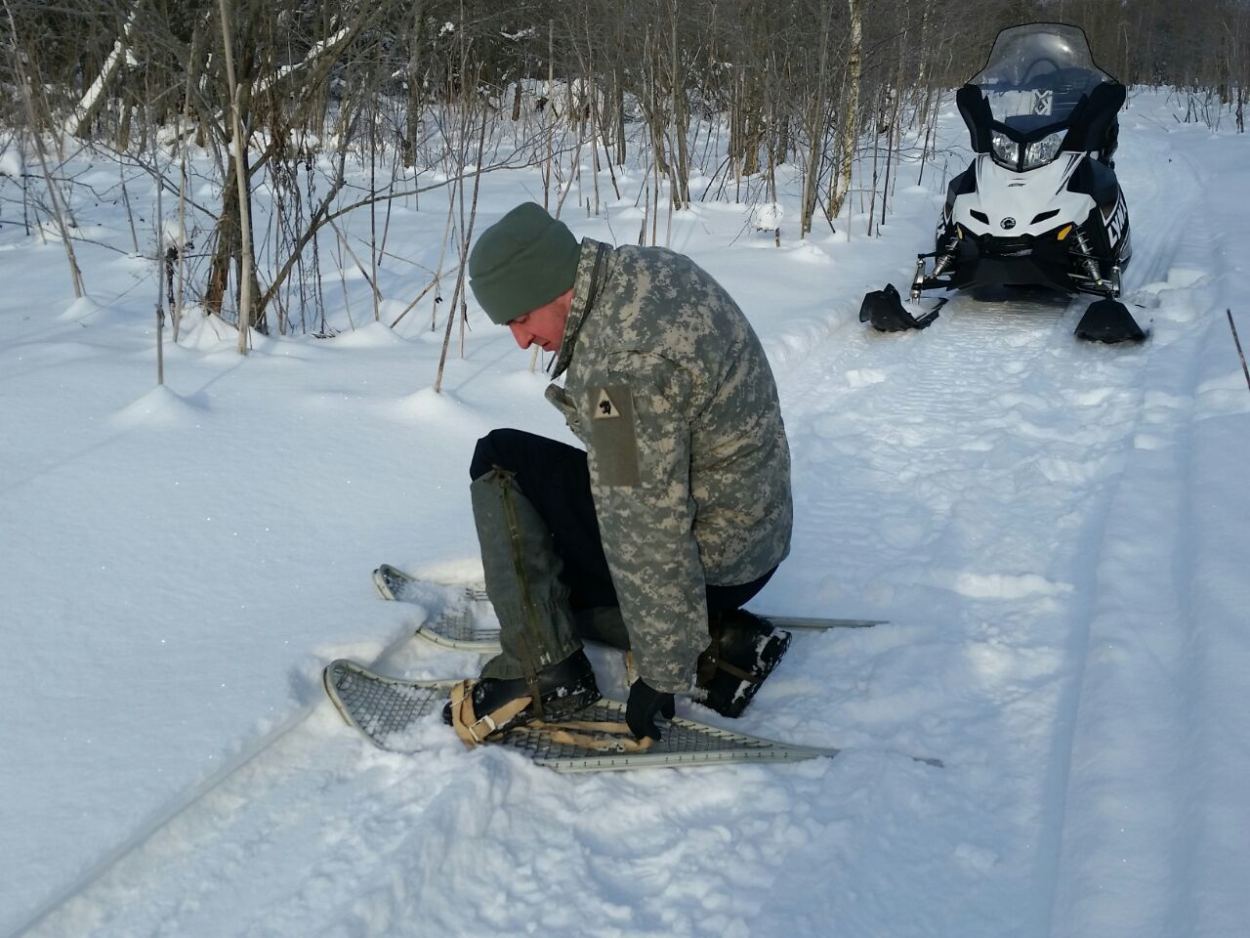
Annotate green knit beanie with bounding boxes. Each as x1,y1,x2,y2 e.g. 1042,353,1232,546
469,202,581,324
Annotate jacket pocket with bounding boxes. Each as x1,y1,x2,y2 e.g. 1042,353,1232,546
587,385,641,487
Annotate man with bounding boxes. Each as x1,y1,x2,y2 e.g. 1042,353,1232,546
447,201,792,745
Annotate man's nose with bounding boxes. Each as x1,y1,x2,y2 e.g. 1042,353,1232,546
509,322,531,348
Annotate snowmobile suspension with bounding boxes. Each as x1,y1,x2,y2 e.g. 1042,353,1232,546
910,247,956,301
1073,229,1114,296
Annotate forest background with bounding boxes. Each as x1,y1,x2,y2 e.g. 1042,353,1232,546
1,0,1246,364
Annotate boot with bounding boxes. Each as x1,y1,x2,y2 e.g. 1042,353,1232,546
442,649,601,740
696,610,791,718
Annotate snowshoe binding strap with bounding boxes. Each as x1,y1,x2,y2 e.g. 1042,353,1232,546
448,680,652,752
623,650,639,687
527,719,654,753
448,679,534,746
697,611,793,719
859,283,942,332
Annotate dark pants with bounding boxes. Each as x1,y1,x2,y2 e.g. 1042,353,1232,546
471,428,773,651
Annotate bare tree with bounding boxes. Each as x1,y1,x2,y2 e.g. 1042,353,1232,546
2,0,1245,363
1,0,85,296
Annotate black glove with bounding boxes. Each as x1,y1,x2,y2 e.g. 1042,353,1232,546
626,678,675,741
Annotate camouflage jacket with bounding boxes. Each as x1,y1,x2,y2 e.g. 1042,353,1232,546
546,239,792,693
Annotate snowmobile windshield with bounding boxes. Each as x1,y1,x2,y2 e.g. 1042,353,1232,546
970,24,1117,134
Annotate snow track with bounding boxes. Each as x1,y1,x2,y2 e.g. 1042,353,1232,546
765,116,1239,938
12,612,434,938
1041,135,1250,938
26,637,950,938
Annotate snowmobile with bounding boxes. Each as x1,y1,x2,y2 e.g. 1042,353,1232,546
860,23,1145,343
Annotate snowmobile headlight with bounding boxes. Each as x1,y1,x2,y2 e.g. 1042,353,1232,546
991,131,1019,170
1023,130,1066,170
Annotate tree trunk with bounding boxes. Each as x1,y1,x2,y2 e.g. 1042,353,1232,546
2,0,85,297
669,2,690,209
800,6,831,237
403,1,427,168
69,5,138,139
830,0,862,221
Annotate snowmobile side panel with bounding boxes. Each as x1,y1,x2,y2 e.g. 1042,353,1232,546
1066,158,1121,212
944,166,977,220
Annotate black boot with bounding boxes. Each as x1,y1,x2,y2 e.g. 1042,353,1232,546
696,610,791,718
442,649,601,737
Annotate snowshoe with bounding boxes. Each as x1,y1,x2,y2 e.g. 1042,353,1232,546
442,649,601,743
1074,298,1147,343
696,610,792,718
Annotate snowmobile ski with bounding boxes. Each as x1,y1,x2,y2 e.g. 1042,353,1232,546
859,284,946,332
1074,297,1149,343
373,564,886,652
323,659,941,773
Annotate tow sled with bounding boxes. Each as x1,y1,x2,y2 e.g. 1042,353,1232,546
860,23,1147,344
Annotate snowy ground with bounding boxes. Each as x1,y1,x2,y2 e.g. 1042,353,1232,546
2,90,1248,937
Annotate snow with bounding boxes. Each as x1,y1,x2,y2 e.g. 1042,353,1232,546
0,145,22,178
2,90,1249,937
750,201,784,230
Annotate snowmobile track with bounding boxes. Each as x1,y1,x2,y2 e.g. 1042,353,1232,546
1032,138,1216,936
771,122,1201,938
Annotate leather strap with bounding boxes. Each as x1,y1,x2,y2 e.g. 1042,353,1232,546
528,720,654,753
697,613,764,686
449,679,533,746
448,680,653,752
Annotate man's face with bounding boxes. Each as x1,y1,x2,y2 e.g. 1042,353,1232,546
508,289,574,352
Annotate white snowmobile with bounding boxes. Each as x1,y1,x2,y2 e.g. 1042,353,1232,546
860,23,1145,343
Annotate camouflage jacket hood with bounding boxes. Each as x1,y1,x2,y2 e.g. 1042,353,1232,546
545,238,792,692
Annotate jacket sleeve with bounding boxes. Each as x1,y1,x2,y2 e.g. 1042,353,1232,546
577,350,708,693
